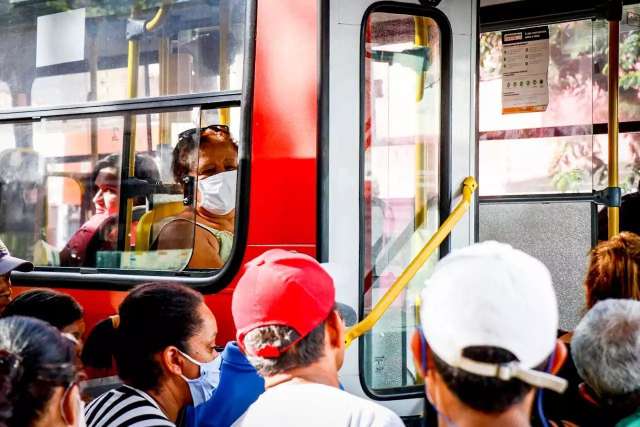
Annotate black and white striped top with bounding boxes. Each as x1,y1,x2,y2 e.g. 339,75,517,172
85,385,175,427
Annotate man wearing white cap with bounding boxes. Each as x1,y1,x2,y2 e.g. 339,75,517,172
410,241,568,427
0,238,33,313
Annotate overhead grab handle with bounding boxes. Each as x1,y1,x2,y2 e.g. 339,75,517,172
345,177,478,348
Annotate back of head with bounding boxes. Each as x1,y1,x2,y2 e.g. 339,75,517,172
572,299,640,410
1,289,83,331
585,232,640,309
420,241,564,413
0,316,76,427
232,250,337,377
115,282,203,391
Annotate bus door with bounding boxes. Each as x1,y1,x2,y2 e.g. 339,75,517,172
477,2,639,333
323,0,476,421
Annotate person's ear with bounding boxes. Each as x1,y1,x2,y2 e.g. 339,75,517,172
550,340,567,375
325,310,344,349
162,346,186,376
60,384,79,426
411,330,427,378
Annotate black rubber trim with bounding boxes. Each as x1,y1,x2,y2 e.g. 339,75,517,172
0,91,242,123
12,0,257,293
317,0,330,263
358,1,452,402
479,193,596,204
480,0,640,32
479,121,640,141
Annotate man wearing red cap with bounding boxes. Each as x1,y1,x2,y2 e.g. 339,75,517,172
231,249,403,427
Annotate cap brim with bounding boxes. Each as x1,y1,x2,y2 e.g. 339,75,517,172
0,256,34,275
335,302,357,327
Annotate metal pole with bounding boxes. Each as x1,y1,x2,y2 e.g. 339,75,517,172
608,19,620,238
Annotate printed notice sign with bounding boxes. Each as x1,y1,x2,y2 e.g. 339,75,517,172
501,26,550,114
36,8,86,68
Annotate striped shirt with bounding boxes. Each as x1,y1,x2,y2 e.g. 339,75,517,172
85,385,175,427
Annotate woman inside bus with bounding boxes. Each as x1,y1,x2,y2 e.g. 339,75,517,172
153,125,237,269
60,153,160,268
85,283,219,427
546,231,640,424
0,316,84,427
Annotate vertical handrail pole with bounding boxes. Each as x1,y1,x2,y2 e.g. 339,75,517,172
608,18,620,238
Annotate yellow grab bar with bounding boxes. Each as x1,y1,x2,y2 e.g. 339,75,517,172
345,177,478,347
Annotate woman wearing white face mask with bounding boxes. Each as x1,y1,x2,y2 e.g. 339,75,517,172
154,125,237,269
0,316,85,427
85,283,219,427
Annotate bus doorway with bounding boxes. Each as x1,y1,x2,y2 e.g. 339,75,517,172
478,2,640,331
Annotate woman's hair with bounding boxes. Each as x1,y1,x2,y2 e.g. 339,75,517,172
171,127,236,186
81,316,119,370
91,153,161,206
114,283,204,391
0,316,76,427
585,232,640,309
1,289,83,331
92,153,160,186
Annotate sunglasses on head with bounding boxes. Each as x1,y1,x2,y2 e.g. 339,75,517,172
178,125,230,143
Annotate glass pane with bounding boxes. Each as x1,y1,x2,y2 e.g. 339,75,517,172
479,20,595,196
592,5,640,123
0,0,246,110
362,11,441,392
0,107,236,272
480,135,595,194
151,108,239,270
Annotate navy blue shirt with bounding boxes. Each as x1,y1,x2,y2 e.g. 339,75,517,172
183,341,265,427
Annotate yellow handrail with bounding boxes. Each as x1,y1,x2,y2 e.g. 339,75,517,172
345,177,478,347
607,19,620,238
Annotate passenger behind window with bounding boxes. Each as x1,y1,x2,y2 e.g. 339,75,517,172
231,249,403,427
59,153,160,267
153,125,237,269
0,316,84,427
411,242,568,427
1,289,85,347
546,232,640,423
570,299,640,427
85,283,219,427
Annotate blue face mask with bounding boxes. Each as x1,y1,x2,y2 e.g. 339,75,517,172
178,349,222,407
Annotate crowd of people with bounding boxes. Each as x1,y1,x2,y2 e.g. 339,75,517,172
0,218,640,425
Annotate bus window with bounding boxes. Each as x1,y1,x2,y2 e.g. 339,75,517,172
0,0,246,109
0,106,241,273
362,8,446,394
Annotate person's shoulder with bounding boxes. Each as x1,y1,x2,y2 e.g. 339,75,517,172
85,386,175,427
336,389,404,426
300,384,404,426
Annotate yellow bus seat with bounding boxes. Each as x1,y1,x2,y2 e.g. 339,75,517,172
136,201,185,251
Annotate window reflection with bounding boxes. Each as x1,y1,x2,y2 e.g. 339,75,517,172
0,0,246,110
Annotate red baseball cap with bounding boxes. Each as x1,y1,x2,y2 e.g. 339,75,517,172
232,249,338,358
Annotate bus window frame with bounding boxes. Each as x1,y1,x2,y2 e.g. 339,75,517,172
358,1,453,400
7,0,257,294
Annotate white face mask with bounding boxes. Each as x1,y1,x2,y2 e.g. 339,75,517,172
198,170,237,215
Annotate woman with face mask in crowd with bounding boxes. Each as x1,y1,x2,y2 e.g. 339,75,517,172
0,316,84,427
154,125,237,269
84,283,219,427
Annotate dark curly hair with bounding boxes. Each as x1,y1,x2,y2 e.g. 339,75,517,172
0,316,76,427
1,289,83,331
114,283,204,391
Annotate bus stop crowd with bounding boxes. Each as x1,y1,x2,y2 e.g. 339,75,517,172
0,231,639,427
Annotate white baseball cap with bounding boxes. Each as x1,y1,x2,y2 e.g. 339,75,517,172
419,241,567,393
